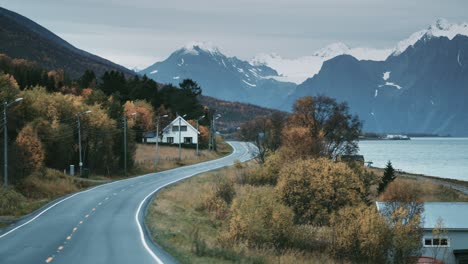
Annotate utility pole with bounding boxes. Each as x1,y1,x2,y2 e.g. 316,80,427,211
196,115,205,156
178,114,187,161
3,98,23,188
77,110,91,177
123,116,127,176
154,114,168,169
3,102,6,187
211,114,221,151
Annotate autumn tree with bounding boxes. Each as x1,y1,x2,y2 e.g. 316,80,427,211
380,181,424,263
12,124,45,183
287,96,361,158
124,100,155,142
239,113,287,163
276,158,366,225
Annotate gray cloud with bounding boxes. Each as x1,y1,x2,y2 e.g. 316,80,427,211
1,0,467,69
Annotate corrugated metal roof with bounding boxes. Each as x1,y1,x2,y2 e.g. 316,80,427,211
376,202,468,230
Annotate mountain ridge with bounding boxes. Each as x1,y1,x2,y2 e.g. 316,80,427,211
0,7,135,78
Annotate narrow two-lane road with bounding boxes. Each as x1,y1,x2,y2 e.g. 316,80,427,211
0,141,256,264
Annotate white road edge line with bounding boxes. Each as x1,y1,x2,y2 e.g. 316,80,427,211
0,171,136,239
135,142,254,264
0,185,102,239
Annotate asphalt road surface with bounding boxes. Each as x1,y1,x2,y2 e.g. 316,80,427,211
0,141,256,264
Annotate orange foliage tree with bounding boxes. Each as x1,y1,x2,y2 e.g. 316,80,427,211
13,124,45,183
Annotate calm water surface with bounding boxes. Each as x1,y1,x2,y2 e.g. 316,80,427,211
358,138,468,181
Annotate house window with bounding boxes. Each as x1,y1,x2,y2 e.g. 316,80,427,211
423,237,449,247
184,137,192,144
172,126,179,132
180,126,187,132
167,137,174,144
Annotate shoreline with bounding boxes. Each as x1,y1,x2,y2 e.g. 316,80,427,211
370,166,468,195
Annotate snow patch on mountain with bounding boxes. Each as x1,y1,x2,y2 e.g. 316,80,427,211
252,43,391,84
150,70,158,74
242,79,256,87
392,19,468,56
383,71,390,81
379,82,402,90
177,58,185,66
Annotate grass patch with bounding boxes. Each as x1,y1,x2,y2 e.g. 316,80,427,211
146,162,337,263
134,143,229,173
370,168,468,202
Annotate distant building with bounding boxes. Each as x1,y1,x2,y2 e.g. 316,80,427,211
385,134,411,140
376,202,468,264
143,116,199,144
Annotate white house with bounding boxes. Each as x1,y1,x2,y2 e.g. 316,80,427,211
376,202,468,264
143,116,199,144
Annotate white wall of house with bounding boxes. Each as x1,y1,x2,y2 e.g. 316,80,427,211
155,116,199,144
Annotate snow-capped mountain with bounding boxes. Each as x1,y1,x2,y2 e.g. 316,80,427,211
392,18,468,56
251,43,392,84
288,19,468,136
139,42,295,109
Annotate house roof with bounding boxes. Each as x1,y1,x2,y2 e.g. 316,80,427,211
162,116,199,134
376,202,468,230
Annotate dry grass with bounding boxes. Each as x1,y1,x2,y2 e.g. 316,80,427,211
146,163,337,264
379,177,468,202
370,168,468,202
135,143,231,172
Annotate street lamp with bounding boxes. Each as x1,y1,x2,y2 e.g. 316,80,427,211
3,97,23,187
178,114,187,161
77,110,91,177
155,114,168,170
211,114,221,151
196,115,205,156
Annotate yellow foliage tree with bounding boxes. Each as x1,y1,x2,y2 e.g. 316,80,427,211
330,205,391,262
276,158,365,225
0,73,20,102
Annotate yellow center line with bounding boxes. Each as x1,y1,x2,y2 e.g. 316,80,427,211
45,256,54,263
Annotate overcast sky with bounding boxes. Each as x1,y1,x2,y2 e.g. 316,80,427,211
1,0,467,69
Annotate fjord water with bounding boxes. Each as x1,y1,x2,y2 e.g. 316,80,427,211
359,138,468,181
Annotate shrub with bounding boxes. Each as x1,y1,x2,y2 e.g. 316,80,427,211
0,187,26,215
19,169,79,199
276,158,365,225
329,205,391,262
221,186,294,248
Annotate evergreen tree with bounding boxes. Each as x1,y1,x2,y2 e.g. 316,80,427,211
378,161,396,194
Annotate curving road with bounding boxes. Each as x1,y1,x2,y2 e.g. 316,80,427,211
0,141,256,264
